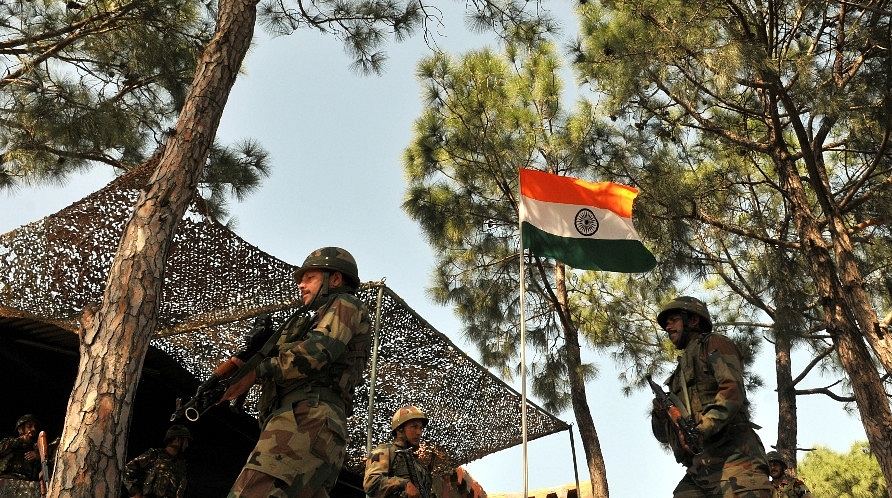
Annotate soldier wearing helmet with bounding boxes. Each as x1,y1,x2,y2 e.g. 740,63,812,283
364,406,436,498
0,414,42,481
122,425,192,498
650,296,772,497
223,247,372,497
767,450,812,497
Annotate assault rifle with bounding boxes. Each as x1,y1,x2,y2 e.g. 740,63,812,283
394,448,432,498
170,314,274,422
646,375,703,455
37,431,50,497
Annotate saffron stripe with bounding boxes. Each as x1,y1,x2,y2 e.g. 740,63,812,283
519,169,637,218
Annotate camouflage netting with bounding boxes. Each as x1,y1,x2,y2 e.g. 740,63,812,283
0,162,569,476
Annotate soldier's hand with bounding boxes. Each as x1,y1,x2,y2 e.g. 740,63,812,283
219,358,257,402
24,449,39,461
405,481,421,498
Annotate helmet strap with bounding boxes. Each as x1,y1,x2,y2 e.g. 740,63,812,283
676,310,694,348
305,272,332,309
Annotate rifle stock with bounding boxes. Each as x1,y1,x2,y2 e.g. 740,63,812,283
646,375,703,455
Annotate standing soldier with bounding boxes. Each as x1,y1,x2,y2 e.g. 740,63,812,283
0,414,42,481
364,406,435,498
650,296,773,497
122,424,192,498
222,247,372,497
766,451,812,498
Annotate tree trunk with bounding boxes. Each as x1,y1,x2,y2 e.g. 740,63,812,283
776,154,892,495
555,264,609,497
772,328,797,469
49,0,259,495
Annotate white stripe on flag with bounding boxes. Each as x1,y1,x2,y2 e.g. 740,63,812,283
520,195,640,240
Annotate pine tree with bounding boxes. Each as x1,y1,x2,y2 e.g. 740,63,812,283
573,0,892,486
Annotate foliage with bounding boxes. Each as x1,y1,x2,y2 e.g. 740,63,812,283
406,26,614,405
0,0,271,217
0,0,213,182
799,442,887,498
571,0,892,483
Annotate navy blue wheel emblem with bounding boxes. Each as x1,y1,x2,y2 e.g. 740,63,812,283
575,208,599,236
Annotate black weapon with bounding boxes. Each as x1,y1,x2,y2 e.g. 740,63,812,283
395,448,432,498
170,314,274,421
646,375,703,455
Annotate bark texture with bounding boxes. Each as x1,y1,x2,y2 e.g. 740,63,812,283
50,0,259,495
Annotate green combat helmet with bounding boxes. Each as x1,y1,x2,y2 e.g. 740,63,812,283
15,414,38,432
293,247,360,289
766,450,788,469
657,296,713,333
164,425,193,444
391,406,428,435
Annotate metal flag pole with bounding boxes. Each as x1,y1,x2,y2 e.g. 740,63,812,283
518,179,529,498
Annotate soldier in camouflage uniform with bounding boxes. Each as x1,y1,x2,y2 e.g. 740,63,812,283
364,406,435,498
122,425,192,498
766,451,812,498
222,247,372,497
651,296,773,497
0,414,41,481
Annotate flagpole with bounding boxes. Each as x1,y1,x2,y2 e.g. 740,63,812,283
518,183,529,498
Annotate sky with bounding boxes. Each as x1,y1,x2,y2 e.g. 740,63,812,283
0,1,873,495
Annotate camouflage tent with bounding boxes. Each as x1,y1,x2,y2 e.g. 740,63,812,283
0,162,569,477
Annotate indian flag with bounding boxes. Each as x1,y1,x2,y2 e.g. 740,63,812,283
519,169,656,272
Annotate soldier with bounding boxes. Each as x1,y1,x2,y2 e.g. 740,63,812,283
222,247,372,497
122,425,192,498
650,296,773,497
0,414,41,481
364,406,435,498
766,451,812,498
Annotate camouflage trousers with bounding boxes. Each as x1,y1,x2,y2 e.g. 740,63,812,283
228,397,348,498
673,427,772,498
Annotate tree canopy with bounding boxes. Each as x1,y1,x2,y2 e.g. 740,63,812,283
572,0,892,484
799,442,888,498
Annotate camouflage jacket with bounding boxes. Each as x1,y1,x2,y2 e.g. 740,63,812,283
256,291,371,419
0,436,40,481
651,332,756,461
364,442,434,498
773,476,812,498
122,448,188,498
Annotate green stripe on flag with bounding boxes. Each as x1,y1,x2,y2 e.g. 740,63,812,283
522,222,656,272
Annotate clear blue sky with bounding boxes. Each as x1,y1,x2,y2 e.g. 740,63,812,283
0,2,869,495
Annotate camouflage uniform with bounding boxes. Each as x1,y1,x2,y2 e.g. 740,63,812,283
122,448,189,498
0,436,40,481
0,416,41,482
652,297,772,498
364,443,433,498
767,452,811,498
229,248,372,498
771,476,811,498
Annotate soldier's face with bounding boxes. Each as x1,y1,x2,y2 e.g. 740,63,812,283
172,437,190,455
769,461,785,479
664,314,685,346
17,421,38,442
298,270,324,304
401,420,425,447
664,313,699,348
